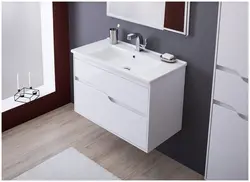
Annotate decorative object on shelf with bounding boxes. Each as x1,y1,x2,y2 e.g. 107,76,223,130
14,72,40,103
14,87,40,103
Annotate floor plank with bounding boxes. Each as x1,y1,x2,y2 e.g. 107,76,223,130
2,103,203,180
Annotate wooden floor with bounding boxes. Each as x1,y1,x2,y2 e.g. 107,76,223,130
2,103,203,180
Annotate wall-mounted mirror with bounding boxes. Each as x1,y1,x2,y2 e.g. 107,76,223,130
107,2,190,36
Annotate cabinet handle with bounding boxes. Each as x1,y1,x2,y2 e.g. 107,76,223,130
216,65,248,83
214,99,248,121
107,96,115,103
107,95,145,117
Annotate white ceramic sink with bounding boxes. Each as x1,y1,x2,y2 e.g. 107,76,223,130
71,38,187,83
89,46,161,75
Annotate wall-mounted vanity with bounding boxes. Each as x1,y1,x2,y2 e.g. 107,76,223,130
71,39,187,152
107,2,190,35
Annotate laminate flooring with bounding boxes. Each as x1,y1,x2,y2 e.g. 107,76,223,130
2,103,203,180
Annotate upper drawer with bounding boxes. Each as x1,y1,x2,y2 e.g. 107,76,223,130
214,69,248,116
74,58,149,116
216,3,248,78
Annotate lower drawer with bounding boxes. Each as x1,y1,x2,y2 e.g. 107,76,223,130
74,80,148,151
206,104,248,180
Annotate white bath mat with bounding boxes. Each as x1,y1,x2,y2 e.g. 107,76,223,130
14,147,120,180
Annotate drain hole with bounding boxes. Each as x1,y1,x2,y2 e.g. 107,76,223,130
123,67,131,71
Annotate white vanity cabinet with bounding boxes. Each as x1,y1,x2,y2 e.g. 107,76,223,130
205,2,248,180
72,39,187,153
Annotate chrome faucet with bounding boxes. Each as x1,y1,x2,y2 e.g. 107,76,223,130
127,33,147,52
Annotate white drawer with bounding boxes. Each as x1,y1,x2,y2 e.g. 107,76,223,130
74,58,149,116
74,80,148,151
216,3,248,79
214,69,248,116
207,104,248,180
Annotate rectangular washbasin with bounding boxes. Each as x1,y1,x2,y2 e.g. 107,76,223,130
89,46,161,75
71,38,187,83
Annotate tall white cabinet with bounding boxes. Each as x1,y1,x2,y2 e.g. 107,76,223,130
205,2,248,180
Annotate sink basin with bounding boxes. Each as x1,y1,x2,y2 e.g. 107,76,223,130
89,46,161,75
71,38,187,83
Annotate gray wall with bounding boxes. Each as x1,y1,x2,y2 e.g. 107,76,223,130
69,2,218,175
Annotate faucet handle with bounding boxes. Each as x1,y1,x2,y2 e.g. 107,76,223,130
139,38,147,50
140,43,147,51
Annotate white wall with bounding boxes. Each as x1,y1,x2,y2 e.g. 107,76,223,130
2,2,55,112
107,2,165,30
2,2,44,99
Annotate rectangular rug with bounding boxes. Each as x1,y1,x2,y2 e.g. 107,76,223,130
14,147,120,180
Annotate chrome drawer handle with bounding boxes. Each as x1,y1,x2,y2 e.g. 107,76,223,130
107,96,115,103
214,99,248,121
216,65,248,83
107,95,146,117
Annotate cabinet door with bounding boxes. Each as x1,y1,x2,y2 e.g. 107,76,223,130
206,104,248,180
217,2,248,78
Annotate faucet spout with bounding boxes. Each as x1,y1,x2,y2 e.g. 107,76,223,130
127,33,147,52
127,33,137,41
